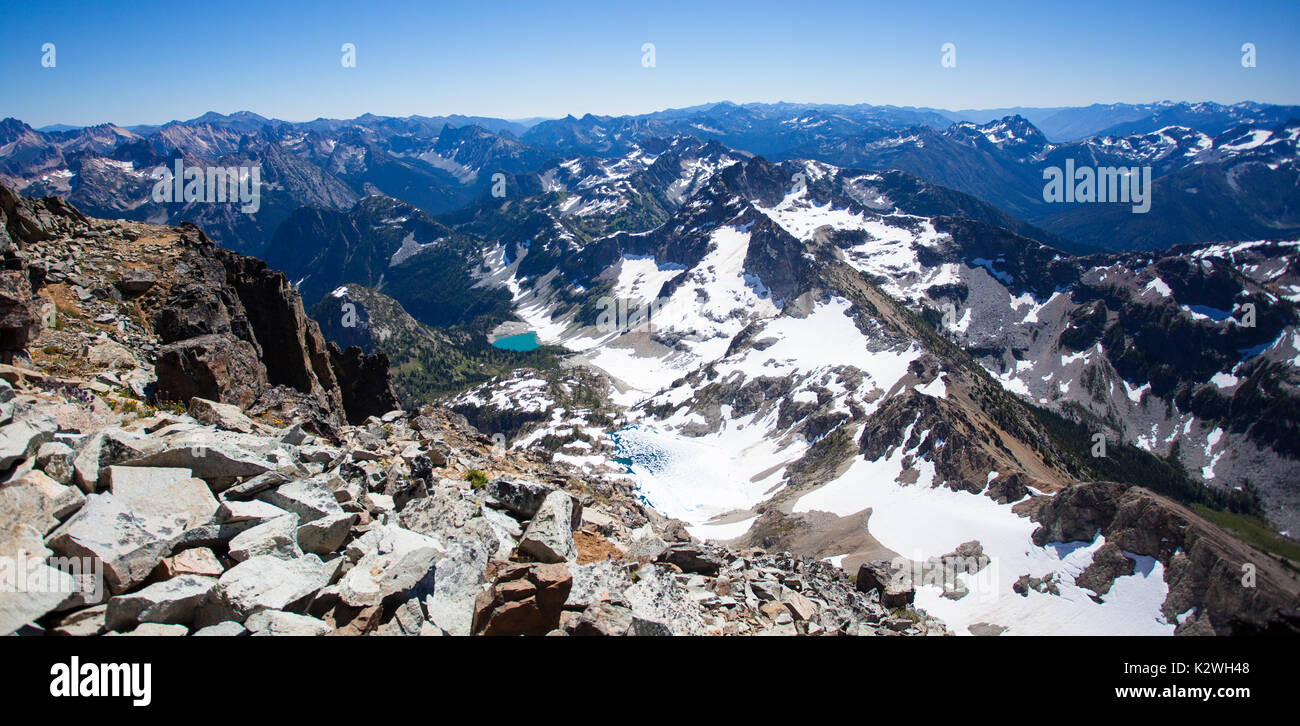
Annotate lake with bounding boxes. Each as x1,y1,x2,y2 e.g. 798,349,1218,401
491,332,540,351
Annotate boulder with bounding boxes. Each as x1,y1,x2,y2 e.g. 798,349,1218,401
154,547,224,579
0,269,39,355
422,523,493,636
122,441,274,484
72,430,160,492
296,512,355,555
337,525,441,608
0,563,76,636
115,269,157,296
518,490,578,563
0,416,57,470
227,514,302,561
87,339,137,369
220,470,287,501
45,492,187,594
105,465,219,529
216,499,292,526
104,574,216,631
622,564,708,636
188,397,257,433
192,621,248,636
34,441,75,485
1,469,84,532
564,602,636,636
199,554,331,624
50,604,108,636
484,478,564,521
110,623,189,636
656,542,727,576
855,561,915,609
566,558,637,610
256,476,345,524
244,609,331,636
473,562,573,636
154,333,268,410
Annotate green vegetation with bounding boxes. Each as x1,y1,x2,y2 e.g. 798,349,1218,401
1189,505,1300,566
1027,402,1265,517
467,469,488,489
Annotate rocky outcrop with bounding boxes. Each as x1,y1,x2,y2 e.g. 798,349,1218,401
1032,481,1300,635
152,223,397,426
0,184,83,362
0,354,943,636
327,343,401,424
0,184,399,428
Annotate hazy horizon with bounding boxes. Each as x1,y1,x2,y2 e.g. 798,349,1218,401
15,97,1300,132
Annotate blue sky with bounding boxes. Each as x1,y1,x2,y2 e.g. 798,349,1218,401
2,0,1297,127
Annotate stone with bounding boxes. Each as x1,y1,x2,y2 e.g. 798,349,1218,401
0,416,57,470
782,588,819,622
45,492,187,594
296,512,355,555
72,429,157,493
855,561,915,609
474,562,573,636
257,476,345,524
87,339,137,369
123,442,274,483
34,441,75,485
337,525,442,608
116,268,157,296
422,524,493,636
111,623,189,636
623,565,708,636
106,465,219,528
518,490,577,563
228,514,301,561
565,602,635,636
199,554,331,624
359,492,395,516
192,621,248,636
656,542,727,576
382,597,428,636
188,397,258,433
155,547,224,579
0,564,76,636
153,333,268,411
105,574,217,631
50,604,108,636
245,609,331,636
217,499,291,526
1,469,84,532
483,478,557,519
220,470,288,501
566,558,636,609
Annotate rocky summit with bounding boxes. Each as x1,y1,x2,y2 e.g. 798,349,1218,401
0,184,947,637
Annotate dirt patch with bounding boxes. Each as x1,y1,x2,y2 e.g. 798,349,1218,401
574,529,624,564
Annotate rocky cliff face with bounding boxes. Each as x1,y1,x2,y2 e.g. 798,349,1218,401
1030,481,1300,635
0,184,398,428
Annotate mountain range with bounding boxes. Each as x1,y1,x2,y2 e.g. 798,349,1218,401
5,99,1300,635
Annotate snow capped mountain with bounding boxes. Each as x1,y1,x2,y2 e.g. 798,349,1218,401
406,143,1300,635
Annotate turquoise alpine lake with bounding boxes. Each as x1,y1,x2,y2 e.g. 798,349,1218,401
491,332,540,351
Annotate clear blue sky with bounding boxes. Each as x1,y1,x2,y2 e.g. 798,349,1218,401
3,0,1297,127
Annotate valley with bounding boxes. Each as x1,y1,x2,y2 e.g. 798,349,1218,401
5,100,1300,637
